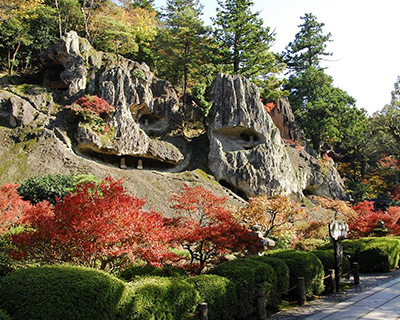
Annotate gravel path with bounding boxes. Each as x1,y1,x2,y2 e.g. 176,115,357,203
268,268,400,319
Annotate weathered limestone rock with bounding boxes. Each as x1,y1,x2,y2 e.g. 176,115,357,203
0,85,53,128
40,31,184,168
268,97,303,144
208,74,347,199
0,91,36,127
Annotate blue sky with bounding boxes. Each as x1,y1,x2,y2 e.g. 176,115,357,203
153,0,400,115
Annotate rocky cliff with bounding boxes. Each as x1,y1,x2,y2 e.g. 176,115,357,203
0,31,347,206
207,74,347,199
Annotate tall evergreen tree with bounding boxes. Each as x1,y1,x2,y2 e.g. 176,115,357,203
155,0,212,107
282,13,332,72
373,76,400,146
212,0,277,77
282,14,362,153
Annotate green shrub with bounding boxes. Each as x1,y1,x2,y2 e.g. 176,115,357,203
207,258,276,319
267,250,324,298
0,309,11,320
17,174,77,204
186,274,238,320
119,264,187,280
312,249,351,290
0,265,128,320
295,239,328,251
319,239,364,264
358,237,400,272
122,276,199,320
312,250,351,274
0,236,18,277
248,255,290,308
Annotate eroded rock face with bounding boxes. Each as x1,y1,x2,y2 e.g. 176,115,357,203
208,74,347,199
268,97,303,144
0,85,53,128
40,31,184,169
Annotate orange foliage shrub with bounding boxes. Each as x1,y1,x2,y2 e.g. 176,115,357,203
0,183,31,234
233,195,305,242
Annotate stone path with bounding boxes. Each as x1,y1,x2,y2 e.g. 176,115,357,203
269,268,400,319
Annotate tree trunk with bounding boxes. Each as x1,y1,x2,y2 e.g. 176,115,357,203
55,0,63,38
8,42,21,75
183,42,189,107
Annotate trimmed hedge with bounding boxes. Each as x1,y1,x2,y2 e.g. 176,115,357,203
123,276,199,320
358,238,400,272
267,250,324,298
186,274,238,320
312,249,351,290
0,265,128,320
320,237,400,273
207,258,276,319
295,239,328,251
119,264,187,281
248,255,290,307
319,239,364,264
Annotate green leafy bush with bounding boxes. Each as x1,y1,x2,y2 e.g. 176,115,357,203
311,249,351,290
358,237,400,272
0,265,128,320
312,250,351,273
122,276,199,320
267,250,324,298
319,239,364,264
0,309,11,320
295,239,328,251
207,258,276,319
248,255,290,308
119,264,187,280
186,274,238,320
0,237,17,277
17,174,77,204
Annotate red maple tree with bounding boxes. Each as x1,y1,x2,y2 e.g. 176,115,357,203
74,95,114,116
166,185,258,273
11,177,175,269
348,200,400,238
0,183,31,235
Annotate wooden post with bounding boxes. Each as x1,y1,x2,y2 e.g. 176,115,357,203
198,303,208,320
298,277,306,306
353,262,360,285
328,269,336,293
256,286,267,320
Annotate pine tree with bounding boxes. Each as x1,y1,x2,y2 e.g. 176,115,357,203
282,14,362,153
213,0,277,77
155,0,212,107
282,13,332,73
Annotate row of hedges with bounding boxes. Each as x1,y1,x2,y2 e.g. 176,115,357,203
0,255,303,320
4,238,399,320
319,236,400,273
0,265,199,320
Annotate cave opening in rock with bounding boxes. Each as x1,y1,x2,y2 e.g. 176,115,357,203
213,127,265,152
302,188,315,197
219,179,248,201
43,64,68,90
139,114,163,126
79,149,177,171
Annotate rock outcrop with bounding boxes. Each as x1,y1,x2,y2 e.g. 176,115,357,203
268,97,303,144
0,31,348,201
208,74,347,199
40,31,185,170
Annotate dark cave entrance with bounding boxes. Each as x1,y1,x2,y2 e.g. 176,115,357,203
219,179,248,201
43,64,68,90
79,149,178,171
